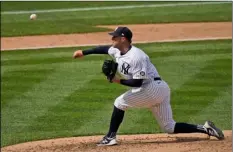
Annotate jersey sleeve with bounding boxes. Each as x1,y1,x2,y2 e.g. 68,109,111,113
131,57,149,79
108,47,120,58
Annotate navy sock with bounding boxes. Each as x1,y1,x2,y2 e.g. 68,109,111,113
107,106,125,138
174,122,207,134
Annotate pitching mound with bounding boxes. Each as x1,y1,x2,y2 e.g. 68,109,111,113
2,130,232,152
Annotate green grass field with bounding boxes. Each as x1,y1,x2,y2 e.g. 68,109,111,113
1,1,232,148
1,39,232,147
1,1,174,11
1,2,231,37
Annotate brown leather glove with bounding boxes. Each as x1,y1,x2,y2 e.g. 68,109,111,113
102,60,118,83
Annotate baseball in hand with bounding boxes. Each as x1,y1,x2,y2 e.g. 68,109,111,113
30,14,37,20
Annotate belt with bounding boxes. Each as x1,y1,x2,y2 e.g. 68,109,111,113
154,77,162,81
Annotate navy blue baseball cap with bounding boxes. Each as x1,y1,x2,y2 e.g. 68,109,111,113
108,27,133,42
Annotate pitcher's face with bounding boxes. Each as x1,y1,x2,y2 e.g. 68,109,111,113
111,36,126,49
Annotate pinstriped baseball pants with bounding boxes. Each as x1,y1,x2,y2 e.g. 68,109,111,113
114,80,176,133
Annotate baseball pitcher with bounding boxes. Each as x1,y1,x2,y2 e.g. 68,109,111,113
73,27,224,146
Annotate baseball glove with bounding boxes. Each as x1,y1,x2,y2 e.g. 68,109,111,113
102,60,118,83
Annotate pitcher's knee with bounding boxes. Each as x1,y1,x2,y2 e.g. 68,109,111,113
162,121,176,134
114,96,127,111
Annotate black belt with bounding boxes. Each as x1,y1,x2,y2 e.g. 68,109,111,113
154,77,162,81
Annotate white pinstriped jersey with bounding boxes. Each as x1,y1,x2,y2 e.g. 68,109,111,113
108,45,160,80
107,46,175,133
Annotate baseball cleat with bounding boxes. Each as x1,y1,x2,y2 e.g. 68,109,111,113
203,121,224,140
97,136,117,146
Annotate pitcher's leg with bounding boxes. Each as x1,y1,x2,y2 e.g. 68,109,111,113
106,90,146,138
114,84,162,110
97,90,135,146
97,105,125,146
98,88,156,146
106,106,125,138
150,96,176,134
151,97,224,140
151,97,207,134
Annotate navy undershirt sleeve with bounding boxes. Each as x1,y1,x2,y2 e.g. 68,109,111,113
82,46,110,55
120,79,143,87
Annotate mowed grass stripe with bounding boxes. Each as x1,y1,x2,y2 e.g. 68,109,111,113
26,76,127,137
189,86,232,129
1,61,100,146
140,39,231,53
172,58,231,120
2,3,230,23
2,2,226,14
1,1,171,11
1,68,54,107
1,40,231,66
1,50,230,66
1,3,231,36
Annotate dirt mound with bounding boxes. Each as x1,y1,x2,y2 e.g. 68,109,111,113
2,130,232,152
1,22,231,51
